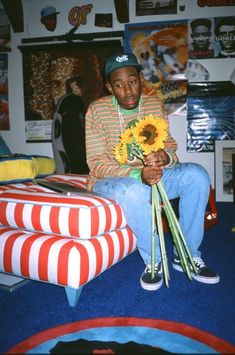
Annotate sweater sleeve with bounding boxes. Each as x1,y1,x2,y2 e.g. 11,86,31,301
85,101,137,180
161,102,179,168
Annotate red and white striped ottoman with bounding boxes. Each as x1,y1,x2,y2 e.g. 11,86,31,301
0,174,137,306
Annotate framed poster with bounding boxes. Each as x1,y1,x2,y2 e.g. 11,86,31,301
215,140,235,202
136,0,177,16
20,40,122,142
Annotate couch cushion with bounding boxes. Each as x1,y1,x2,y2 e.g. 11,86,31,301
0,154,56,184
0,187,127,239
0,225,136,288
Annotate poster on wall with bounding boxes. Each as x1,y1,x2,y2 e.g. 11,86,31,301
124,20,188,108
0,53,9,130
187,81,235,152
21,40,122,142
214,16,235,58
188,18,214,59
136,0,177,16
0,8,11,52
215,140,235,202
188,16,235,60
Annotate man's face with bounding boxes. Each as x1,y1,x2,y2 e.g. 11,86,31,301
218,24,235,52
41,15,57,31
106,66,142,110
192,25,211,49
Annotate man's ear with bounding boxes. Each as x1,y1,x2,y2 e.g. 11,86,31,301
140,72,145,86
105,81,113,95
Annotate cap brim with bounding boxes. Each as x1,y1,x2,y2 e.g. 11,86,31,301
105,64,142,79
41,12,60,19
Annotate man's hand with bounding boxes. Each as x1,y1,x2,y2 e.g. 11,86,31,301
141,150,169,186
144,149,169,167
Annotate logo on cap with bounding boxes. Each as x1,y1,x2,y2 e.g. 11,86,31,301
116,55,129,63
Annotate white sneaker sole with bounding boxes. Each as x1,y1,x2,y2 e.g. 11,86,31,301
172,263,220,284
140,277,163,291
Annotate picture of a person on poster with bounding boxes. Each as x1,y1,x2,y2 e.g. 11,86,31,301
188,18,214,59
215,17,235,58
40,5,60,32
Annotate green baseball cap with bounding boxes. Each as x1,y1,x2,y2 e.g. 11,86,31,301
104,53,142,79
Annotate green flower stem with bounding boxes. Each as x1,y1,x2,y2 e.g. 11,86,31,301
153,184,170,287
151,188,156,280
162,204,192,280
132,149,144,161
157,187,192,280
157,180,197,276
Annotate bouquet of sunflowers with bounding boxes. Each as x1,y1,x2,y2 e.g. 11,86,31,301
114,114,197,286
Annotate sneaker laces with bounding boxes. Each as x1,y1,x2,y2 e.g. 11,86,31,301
145,263,161,274
193,257,206,269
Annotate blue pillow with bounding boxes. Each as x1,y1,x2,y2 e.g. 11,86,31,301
0,134,11,154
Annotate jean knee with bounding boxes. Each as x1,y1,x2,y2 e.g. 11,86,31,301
184,163,210,192
117,178,150,202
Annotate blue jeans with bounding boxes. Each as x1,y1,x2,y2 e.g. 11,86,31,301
93,163,210,265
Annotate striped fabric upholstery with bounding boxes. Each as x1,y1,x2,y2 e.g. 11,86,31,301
0,189,126,238
0,225,137,289
0,174,87,193
0,174,127,238
0,174,137,293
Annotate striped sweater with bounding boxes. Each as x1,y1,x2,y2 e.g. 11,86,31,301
85,94,178,189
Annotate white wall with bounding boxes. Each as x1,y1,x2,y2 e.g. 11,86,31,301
1,0,235,187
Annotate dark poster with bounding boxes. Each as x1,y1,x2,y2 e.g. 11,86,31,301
21,40,122,142
187,81,235,152
136,0,177,16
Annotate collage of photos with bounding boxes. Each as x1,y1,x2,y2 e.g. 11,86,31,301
124,16,235,152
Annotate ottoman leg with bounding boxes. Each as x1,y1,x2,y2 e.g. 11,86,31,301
65,286,83,307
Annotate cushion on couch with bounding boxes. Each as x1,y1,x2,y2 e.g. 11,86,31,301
0,154,56,184
0,179,127,238
0,225,137,288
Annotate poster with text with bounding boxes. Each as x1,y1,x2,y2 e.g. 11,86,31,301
124,20,188,105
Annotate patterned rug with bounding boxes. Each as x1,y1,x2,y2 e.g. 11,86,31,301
6,317,235,354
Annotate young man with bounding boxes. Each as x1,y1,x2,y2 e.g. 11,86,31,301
215,17,235,58
188,18,214,59
85,52,220,291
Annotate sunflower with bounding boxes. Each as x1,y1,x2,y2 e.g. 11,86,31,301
132,114,168,155
113,141,128,164
113,127,134,164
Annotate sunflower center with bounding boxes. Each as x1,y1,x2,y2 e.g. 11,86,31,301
140,124,157,145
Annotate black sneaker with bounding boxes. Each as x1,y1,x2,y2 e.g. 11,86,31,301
172,256,220,284
140,262,163,291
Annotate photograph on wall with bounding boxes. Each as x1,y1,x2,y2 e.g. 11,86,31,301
124,20,188,106
187,82,235,152
0,53,9,130
214,16,235,58
188,18,214,59
21,40,122,142
215,140,235,202
0,8,11,52
136,0,177,16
